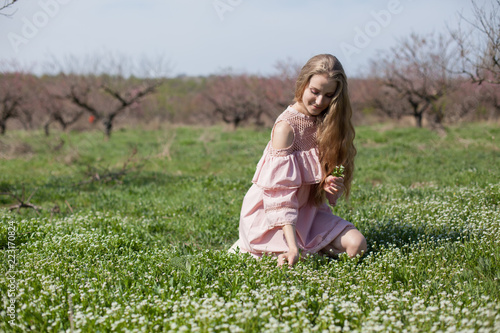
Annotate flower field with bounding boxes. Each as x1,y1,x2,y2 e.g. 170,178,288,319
1,123,499,332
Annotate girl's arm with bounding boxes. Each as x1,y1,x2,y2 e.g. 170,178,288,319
277,224,300,267
271,121,300,266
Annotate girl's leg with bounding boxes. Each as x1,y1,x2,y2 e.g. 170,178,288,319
320,228,367,258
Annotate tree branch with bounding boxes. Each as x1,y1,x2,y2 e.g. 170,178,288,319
0,186,41,214
0,0,19,16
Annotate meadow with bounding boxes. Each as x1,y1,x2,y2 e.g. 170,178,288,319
0,123,499,332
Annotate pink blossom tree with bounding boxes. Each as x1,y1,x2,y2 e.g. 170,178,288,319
49,54,169,138
450,0,500,85
0,70,36,134
374,32,457,128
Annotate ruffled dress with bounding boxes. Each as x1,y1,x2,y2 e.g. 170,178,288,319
233,106,356,257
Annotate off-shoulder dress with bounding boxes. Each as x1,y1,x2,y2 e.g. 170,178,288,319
232,106,356,257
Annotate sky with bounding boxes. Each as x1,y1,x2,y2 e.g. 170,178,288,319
0,0,489,78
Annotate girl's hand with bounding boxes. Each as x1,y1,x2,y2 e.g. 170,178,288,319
277,249,300,267
324,175,345,206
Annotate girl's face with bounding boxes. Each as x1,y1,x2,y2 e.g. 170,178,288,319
297,74,338,117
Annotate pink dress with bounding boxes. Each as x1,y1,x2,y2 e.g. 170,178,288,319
233,106,356,257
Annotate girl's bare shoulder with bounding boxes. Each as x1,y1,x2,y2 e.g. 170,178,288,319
271,120,294,149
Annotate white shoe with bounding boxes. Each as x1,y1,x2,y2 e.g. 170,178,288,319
228,240,241,253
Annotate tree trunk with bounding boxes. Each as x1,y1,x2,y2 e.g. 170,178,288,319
44,121,51,136
232,118,240,130
104,118,113,138
415,112,423,128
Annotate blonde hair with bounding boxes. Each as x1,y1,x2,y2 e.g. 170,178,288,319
294,54,357,205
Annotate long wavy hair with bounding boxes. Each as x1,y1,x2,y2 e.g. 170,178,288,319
293,54,357,205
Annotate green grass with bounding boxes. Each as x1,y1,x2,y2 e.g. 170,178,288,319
0,123,499,332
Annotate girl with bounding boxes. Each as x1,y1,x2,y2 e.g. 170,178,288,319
230,54,367,267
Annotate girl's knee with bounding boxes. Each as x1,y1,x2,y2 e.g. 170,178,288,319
346,231,367,257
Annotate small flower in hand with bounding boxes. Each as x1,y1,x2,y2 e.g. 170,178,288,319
331,165,345,178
